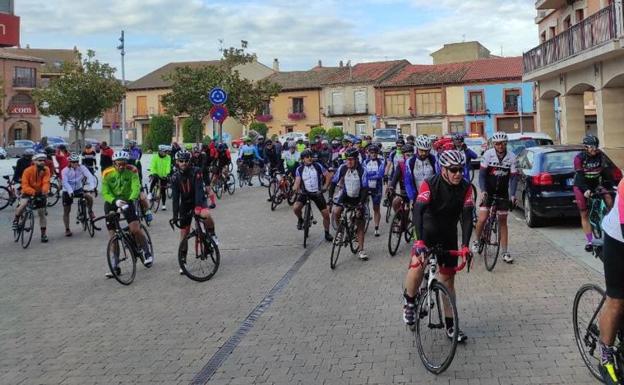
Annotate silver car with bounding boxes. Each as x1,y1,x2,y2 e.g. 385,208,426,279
0,146,6,159
6,140,35,158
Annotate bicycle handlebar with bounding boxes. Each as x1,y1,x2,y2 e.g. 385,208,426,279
425,246,472,273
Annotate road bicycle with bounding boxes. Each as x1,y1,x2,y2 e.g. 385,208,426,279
299,192,320,248
270,172,295,211
46,175,61,207
74,191,97,238
476,194,505,272
13,197,44,249
169,214,220,282
148,174,169,212
212,168,235,199
237,160,269,188
85,165,99,197
0,175,20,210
388,193,413,256
330,203,362,269
412,245,470,374
383,188,393,224
588,188,611,239
573,239,624,382
95,208,154,286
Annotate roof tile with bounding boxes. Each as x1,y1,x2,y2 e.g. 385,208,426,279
266,67,342,91
323,60,409,85
461,56,523,82
127,60,222,90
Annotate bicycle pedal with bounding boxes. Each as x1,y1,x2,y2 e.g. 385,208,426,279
312,220,318,225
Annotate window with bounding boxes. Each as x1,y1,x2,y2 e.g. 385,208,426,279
292,98,304,114
331,92,343,115
540,31,547,43
354,90,367,113
415,91,442,116
14,128,23,140
449,121,465,134
563,15,571,30
575,9,584,23
468,91,484,113
332,122,344,130
504,89,520,113
549,26,556,38
285,125,294,133
384,92,409,117
355,121,366,135
14,67,36,88
260,101,270,116
136,96,147,116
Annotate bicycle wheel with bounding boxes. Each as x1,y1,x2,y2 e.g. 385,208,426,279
415,280,459,374
268,178,278,200
388,212,403,256
349,217,359,254
149,185,160,212
363,200,372,233
87,216,95,238
0,186,11,210
178,232,220,282
20,210,35,249
573,283,606,382
330,222,345,270
483,217,500,271
106,234,136,285
238,171,244,188
141,224,154,259
286,185,297,206
303,201,311,248
385,199,392,223
166,184,172,199
404,211,415,243
78,202,87,232
93,177,99,197
46,183,60,207
226,174,236,195
592,203,608,239
214,179,223,200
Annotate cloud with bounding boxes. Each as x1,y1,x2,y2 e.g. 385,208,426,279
15,0,538,79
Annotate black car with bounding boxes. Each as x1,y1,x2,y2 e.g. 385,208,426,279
515,145,622,227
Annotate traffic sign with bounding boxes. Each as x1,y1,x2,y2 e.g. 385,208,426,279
209,87,228,105
210,104,229,123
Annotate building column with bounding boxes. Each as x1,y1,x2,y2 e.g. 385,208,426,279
559,94,585,145
536,99,556,142
596,87,624,166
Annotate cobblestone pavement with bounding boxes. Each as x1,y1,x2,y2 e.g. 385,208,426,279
0,182,604,385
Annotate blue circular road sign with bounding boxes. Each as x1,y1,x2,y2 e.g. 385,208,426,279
209,87,228,105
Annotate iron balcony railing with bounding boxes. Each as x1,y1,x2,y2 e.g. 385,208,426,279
523,2,621,74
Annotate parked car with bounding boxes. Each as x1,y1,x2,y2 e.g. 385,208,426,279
6,140,35,158
70,138,101,152
515,145,622,227
0,146,6,159
373,128,399,153
504,132,554,156
464,135,486,168
47,136,70,149
278,132,307,144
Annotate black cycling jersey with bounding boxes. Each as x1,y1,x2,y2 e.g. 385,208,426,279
171,167,207,219
573,151,614,191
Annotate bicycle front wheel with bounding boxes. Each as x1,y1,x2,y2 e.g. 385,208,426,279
149,185,160,212
178,232,220,282
20,210,35,249
106,234,137,285
0,186,11,210
415,280,459,374
330,222,345,270
214,179,223,200
47,183,60,207
384,200,392,223
483,218,500,272
303,202,311,248
573,283,606,382
226,174,236,195
388,212,402,256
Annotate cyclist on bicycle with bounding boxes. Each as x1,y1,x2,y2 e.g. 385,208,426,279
471,131,518,263
293,149,333,242
363,144,385,237
598,177,624,385
574,134,615,252
387,144,414,214
295,138,306,153
330,139,342,168
102,151,153,276
451,133,478,183
263,139,283,175
149,145,172,211
282,144,300,178
212,143,232,183
405,135,437,199
385,138,405,182
238,137,263,186
56,145,70,176
43,146,58,179
81,143,98,175
13,153,50,242
13,149,35,184
100,141,114,172
62,153,97,236
330,147,370,260
403,149,473,341
127,140,143,180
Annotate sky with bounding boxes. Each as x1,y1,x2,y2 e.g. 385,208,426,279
15,0,539,81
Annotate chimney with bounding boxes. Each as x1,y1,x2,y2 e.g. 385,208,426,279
317,59,322,67
272,58,279,72
339,60,343,67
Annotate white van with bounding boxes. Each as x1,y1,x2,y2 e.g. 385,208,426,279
373,128,399,152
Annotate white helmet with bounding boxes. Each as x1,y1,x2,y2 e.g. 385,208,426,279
158,144,168,152
112,150,130,161
68,153,80,162
415,135,432,150
33,153,47,161
438,150,465,168
428,134,439,142
491,131,508,143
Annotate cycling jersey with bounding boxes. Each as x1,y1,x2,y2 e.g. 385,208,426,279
603,179,624,242
296,162,325,193
21,165,51,196
390,158,407,193
150,154,172,178
573,151,614,191
331,163,368,202
283,150,300,170
55,151,69,174
478,148,518,197
128,146,142,161
100,146,114,171
296,143,306,153
263,147,282,170
405,154,437,201
61,165,96,194
12,157,32,183
82,149,97,169
239,144,262,160
171,166,207,223
101,165,140,204
363,157,384,193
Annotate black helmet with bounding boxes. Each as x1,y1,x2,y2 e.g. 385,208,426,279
402,144,414,154
345,148,359,159
406,135,415,143
23,149,35,158
583,134,599,147
395,138,405,146
367,144,379,153
453,133,464,143
217,143,227,151
300,149,313,159
175,150,191,161
44,146,55,155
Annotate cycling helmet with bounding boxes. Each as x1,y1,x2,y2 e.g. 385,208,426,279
345,148,360,159
438,150,466,168
175,150,191,161
112,150,130,161
367,144,379,153
415,135,432,151
128,140,137,146
23,149,35,157
300,149,313,159
44,146,55,155
158,144,168,152
33,153,47,161
256,136,265,142
217,143,227,151
491,131,508,143
453,133,464,143
406,135,415,144
342,137,353,143
321,139,329,145
428,135,439,143
85,143,92,148
58,144,67,151
265,139,273,145
243,136,251,142
402,144,414,154
395,138,405,146
69,153,80,162
583,134,599,147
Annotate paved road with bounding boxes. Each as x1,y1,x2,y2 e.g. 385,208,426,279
0,179,604,384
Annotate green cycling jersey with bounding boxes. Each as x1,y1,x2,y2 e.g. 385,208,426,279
102,164,141,204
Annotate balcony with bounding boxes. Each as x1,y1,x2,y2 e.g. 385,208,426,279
255,114,273,123
504,102,520,114
326,104,369,117
524,3,622,78
535,0,567,10
466,103,488,115
535,9,555,24
288,110,306,121
133,107,155,119
13,77,36,89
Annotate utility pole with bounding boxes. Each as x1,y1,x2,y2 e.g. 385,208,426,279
519,93,524,134
117,30,126,147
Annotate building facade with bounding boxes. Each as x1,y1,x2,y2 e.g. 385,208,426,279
524,0,624,164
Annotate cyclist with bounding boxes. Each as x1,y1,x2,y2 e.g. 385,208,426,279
102,150,153,276
405,135,437,199
406,134,415,146
171,150,218,274
472,131,518,264
448,134,478,183
212,143,232,187
598,177,624,385
330,147,369,260
81,143,98,176
170,142,182,167
295,138,306,153
387,144,414,214
402,149,473,342
61,153,96,236
574,134,615,252
385,138,405,181
282,144,300,178
12,149,35,183
263,139,283,175
13,153,50,242
149,145,172,211
238,137,263,186
43,146,58,179
330,139,342,168
100,141,114,172
363,144,385,237
127,140,143,180
293,149,333,242
55,144,70,175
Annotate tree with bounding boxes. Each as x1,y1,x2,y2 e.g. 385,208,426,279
161,47,280,142
33,50,124,149
145,115,174,151
249,122,268,138
182,117,204,143
326,127,345,141
309,126,327,140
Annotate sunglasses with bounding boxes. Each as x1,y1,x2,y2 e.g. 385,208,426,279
494,141,507,146
178,160,189,163
446,167,463,174
585,145,598,151
70,161,79,164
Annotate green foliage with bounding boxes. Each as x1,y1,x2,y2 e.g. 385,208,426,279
182,117,204,143
326,127,345,141
249,122,268,138
33,50,124,148
145,115,174,151
309,126,327,140
202,135,212,145
270,134,278,141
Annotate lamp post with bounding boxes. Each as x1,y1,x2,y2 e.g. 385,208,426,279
117,30,126,147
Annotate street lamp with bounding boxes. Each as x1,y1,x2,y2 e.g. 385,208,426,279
117,30,126,147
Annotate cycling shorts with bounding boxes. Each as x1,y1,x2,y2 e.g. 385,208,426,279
62,189,85,207
480,193,510,213
369,191,382,206
297,192,327,211
421,227,459,276
603,233,624,299
104,201,138,231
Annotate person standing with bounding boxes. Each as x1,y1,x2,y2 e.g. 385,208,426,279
100,141,114,172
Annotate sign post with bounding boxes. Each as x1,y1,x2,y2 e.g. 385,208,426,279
208,88,229,143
